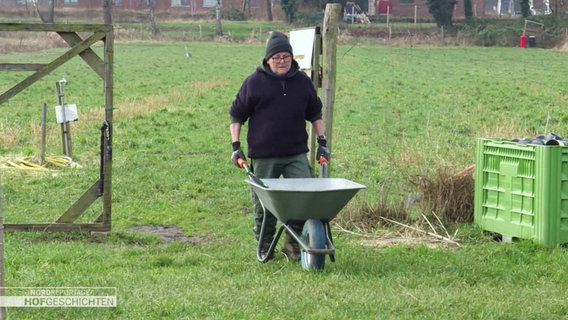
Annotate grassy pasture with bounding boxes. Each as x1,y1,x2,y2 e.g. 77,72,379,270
1,38,568,319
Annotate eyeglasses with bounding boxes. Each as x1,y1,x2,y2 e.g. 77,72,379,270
270,55,292,62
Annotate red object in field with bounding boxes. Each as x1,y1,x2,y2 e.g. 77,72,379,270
519,35,527,48
376,0,392,14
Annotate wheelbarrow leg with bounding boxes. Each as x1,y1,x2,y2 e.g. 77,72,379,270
256,204,284,263
257,226,285,263
324,221,336,263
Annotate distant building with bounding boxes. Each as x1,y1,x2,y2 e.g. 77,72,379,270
366,0,551,18
1,0,553,19
3,0,266,16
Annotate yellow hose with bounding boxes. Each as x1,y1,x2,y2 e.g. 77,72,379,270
0,155,82,171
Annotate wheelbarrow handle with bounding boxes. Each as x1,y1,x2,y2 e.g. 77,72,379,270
236,157,248,169
237,158,254,176
237,157,269,188
319,156,329,178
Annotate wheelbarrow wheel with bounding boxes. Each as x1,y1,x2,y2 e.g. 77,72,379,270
301,218,326,270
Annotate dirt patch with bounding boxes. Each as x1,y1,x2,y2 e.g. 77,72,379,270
359,237,457,249
335,224,461,249
128,225,203,245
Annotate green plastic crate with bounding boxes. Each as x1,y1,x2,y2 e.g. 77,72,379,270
474,138,568,247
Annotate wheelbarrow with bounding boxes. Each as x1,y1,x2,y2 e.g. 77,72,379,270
244,163,365,270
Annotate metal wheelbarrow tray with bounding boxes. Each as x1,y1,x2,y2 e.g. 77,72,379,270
246,178,365,270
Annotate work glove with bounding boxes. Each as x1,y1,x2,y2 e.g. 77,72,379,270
316,136,330,164
231,141,247,168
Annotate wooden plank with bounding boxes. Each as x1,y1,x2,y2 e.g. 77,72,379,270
0,23,112,33
56,179,102,223
525,28,544,36
0,63,44,71
57,32,105,80
0,31,105,104
3,223,110,232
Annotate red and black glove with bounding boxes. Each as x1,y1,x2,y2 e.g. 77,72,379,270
316,136,330,164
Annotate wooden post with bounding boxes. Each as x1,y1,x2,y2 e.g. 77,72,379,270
40,102,47,164
0,176,6,320
308,27,322,168
102,25,114,229
322,3,340,173
56,80,72,157
414,5,417,24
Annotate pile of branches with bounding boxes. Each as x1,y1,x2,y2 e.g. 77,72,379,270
412,164,475,224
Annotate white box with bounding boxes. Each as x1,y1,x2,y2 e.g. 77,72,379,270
55,104,78,123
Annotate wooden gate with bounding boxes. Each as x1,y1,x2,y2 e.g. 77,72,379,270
0,23,113,232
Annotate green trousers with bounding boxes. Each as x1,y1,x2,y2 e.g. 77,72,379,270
250,153,314,243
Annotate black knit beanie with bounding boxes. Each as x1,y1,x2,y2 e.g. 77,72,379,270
264,31,293,61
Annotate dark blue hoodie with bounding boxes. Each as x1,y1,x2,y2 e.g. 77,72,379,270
229,60,323,158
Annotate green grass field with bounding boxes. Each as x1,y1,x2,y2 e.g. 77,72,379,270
2,36,568,319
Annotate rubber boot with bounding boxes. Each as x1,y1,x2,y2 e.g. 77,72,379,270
260,240,274,261
281,223,303,261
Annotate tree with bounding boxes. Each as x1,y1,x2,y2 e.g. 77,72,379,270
46,0,54,23
520,0,531,17
464,0,472,22
215,0,223,35
265,0,273,21
243,0,272,20
103,0,112,24
426,0,457,29
280,0,297,23
148,0,159,35
31,0,54,23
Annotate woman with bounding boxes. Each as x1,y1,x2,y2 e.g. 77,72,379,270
229,31,329,261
